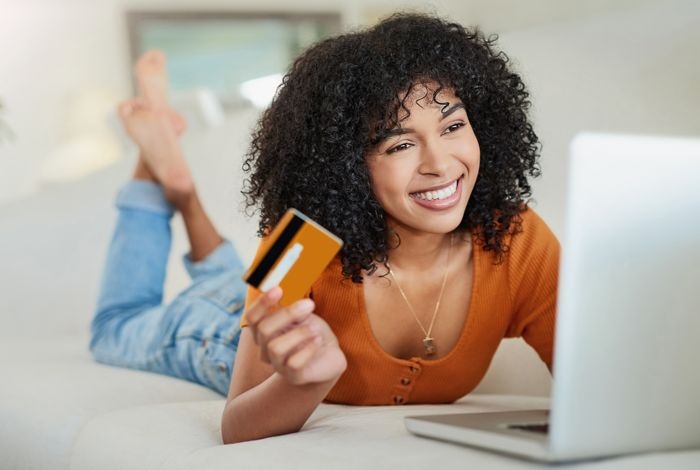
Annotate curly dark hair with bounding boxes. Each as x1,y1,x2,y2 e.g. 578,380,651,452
242,13,541,282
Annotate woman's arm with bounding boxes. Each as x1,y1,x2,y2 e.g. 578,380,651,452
505,209,560,373
221,288,347,444
221,329,340,443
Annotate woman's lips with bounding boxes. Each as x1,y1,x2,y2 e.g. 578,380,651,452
409,176,463,210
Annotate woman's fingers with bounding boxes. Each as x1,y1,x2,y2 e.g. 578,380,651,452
249,306,345,386
255,298,315,345
246,287,283,327
266,323,320,369
256,300,315,363
244,288,316,367
284,338,323,385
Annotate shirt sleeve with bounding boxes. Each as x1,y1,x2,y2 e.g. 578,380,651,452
505,209,560,371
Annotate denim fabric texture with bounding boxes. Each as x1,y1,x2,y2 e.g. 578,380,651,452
89,180,246,396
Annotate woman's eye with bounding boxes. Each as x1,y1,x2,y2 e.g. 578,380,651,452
387,142,412,154
444,122,465,134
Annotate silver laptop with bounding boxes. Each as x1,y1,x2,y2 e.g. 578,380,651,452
405,132,700,463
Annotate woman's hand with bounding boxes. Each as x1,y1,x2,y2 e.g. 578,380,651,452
245,287,347,386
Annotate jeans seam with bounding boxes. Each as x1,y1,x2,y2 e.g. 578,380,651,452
172,331,238,346
176,290,243,316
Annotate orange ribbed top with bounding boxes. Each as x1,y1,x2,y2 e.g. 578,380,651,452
244,207,559,406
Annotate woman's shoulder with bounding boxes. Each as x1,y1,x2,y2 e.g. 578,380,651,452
500,205,560,280
473,205,560,270
508,205,559,252
311,256,353,297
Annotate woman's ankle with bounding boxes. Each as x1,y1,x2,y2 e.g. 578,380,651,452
167,184,198,214
132,155,158,183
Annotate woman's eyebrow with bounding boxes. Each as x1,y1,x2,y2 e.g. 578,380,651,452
440,102,466,120
382,102,466,138
374,102,465,143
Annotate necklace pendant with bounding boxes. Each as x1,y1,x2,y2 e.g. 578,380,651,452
423,337,436,356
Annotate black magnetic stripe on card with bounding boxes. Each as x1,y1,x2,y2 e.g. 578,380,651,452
247,214,305,288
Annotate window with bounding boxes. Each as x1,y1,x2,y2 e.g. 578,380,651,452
127,11,341,108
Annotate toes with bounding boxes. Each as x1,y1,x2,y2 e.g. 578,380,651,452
117,100,136,118
117,98,149,118
169,110,187,135
134,49,166,74
145,49,165,65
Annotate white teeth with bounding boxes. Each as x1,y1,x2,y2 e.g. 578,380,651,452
412,180,458,201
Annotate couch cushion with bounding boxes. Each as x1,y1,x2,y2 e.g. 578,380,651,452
0,336,221,470
70,395,700,470
70,395,552,470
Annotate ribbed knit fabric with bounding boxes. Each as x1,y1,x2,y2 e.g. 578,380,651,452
243,207,559,406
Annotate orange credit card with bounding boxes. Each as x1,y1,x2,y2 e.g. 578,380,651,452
242,208,343,307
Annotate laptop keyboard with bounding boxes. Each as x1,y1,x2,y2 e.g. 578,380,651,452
507,423,550,434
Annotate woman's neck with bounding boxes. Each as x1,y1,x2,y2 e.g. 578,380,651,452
386,226,454,274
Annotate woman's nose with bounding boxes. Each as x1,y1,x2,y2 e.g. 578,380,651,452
417,139,449,175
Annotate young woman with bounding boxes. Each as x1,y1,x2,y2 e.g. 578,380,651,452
90,13,558,446
223,13,559,443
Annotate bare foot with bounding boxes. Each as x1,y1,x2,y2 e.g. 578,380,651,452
118,98,193,201
134,50,169,108
134,49,187,136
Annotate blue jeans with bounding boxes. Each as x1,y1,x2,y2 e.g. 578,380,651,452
89,180,246,396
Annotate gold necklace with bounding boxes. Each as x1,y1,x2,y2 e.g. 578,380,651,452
387,233,453,356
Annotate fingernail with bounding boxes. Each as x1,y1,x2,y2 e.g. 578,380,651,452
266,286,282,301
297,298,314,312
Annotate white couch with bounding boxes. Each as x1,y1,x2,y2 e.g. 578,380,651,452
0,110,591,470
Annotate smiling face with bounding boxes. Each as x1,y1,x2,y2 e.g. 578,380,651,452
366,83,480,238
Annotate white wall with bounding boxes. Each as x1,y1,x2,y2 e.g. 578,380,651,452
0,0,129,203
2,0,697,223
499,0,700,236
